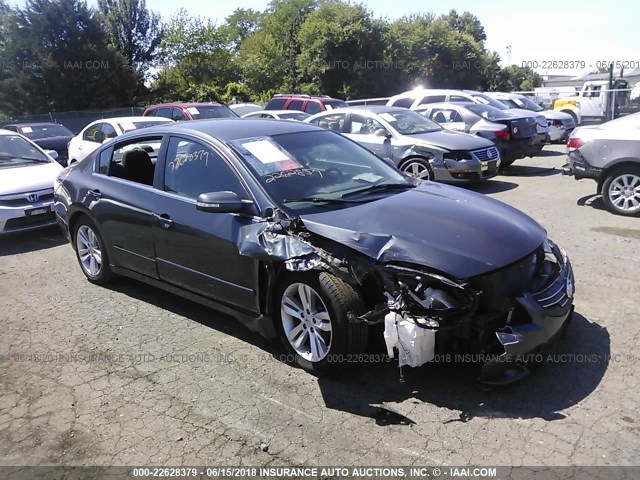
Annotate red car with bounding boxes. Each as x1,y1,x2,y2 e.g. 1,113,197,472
264,94,348,115
143,102,237,121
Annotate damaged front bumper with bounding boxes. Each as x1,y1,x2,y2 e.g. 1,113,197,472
380,242,575,385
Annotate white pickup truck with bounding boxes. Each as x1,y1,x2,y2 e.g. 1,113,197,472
553,79,640,125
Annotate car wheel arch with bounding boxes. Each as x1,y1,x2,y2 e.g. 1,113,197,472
398,155,435,179
597,159,640,193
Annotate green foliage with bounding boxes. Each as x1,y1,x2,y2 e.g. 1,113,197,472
97,0,163,79
489,65,543,92
296,2,387,99
0,0,137,115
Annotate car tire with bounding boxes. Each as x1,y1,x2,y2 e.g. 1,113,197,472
74,217,115,284
275,271,368,374
399,157,434,181
562,110,578,127
601,167,640,217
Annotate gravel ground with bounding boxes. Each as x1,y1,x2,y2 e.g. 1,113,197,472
1,144,639,470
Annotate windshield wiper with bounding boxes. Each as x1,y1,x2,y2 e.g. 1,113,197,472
283,195,370,205
341,182,414,199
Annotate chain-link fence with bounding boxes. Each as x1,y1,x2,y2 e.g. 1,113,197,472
0,106,144,134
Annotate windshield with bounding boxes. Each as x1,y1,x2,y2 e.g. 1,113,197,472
17,124,73,139
118,120,173,132
380,110,442,134
229,130,413,213
466,104,514,121
323,100,349,109
0,135,49,167
279,112,310,121
188,105,238,119
512,96,544,112
470,94,509,110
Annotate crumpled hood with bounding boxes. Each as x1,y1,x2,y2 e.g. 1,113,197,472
0,161,62,195
406,129,494,151
300,182,546,279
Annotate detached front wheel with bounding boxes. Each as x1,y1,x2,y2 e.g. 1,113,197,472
276,272,368,374
602,167,640,217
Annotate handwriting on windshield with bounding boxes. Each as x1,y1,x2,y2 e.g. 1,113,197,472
263,168,324,183
168,149,210,171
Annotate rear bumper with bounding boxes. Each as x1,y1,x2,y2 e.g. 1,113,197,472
562,151,602,180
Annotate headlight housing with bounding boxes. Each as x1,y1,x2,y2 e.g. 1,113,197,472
385,265,477,319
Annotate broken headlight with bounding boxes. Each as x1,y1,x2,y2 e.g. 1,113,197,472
389,267,476,319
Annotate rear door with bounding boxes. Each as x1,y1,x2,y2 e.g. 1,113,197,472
90,135,166,278
152,135,259,312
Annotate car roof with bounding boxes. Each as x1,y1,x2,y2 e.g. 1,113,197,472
415,102,476,110
4,122,66,128
146,102,225,109
127,118,324,142
312,105,407,115
0,128,22,136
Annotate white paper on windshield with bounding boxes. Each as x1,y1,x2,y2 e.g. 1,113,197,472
21,127,33,133
353,172,384,183
325,105,333,110
187,107,200,115
242,140,292,164
379,113,396,122
120,122,136,131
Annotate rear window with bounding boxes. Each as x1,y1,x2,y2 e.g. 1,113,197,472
265,98,287,110
186,106,237,119
17,124,73,139
117,120,172,132
322,99,348,109
390,97,414,108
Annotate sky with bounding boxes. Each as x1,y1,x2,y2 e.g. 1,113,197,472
9,0,640,76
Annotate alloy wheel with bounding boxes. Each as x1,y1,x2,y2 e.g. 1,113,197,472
401,160,433,180
76,225,102,277
608,173,640,213
281,283,332,362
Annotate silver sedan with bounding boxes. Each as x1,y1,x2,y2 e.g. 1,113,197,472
305,106,501,182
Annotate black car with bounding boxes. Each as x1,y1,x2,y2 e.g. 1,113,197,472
4,123,74,166
54,120,574,384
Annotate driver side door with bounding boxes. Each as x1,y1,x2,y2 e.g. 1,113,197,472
152,135,260,312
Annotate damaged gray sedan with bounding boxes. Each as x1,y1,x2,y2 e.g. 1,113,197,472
54,119,574,385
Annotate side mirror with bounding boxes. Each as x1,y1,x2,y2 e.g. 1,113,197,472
374,128,391,138
196,191,253,214
45,150,59,160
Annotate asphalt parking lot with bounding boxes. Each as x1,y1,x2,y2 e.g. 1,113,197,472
1,144,639,468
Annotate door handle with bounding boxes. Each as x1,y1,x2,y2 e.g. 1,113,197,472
153,213,174,229
88,189,102,198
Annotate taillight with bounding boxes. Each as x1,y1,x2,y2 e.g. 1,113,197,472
494,130,510,140
567,138,584,151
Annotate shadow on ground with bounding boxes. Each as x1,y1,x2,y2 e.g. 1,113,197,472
0,226,66,257
536,149,565,157
99,278,609,424
577,193,608,213
316,312,609,423
501,165,560,177
464,180,519,194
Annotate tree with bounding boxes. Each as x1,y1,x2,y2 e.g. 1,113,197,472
239,0,317,94
97,0,163,79
440,9,486,43
220,8,262,52
149,9,235,102
0,0,137,115
296,2,387,98
488,64,543,92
